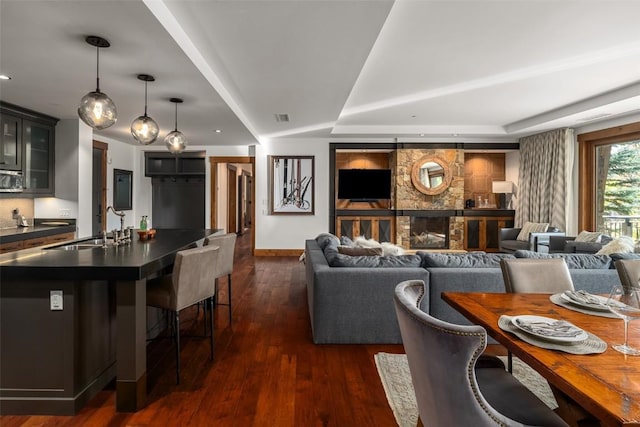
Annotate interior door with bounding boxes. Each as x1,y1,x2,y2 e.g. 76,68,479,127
245,175,253,228
227,165,237,234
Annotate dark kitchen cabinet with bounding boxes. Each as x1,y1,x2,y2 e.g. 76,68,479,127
144,150,206,176
0,114,21,170
0,102,58,196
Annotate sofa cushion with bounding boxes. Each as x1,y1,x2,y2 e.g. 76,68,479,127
609,252,640,263
419,252,515,268
516,222,549,241
316,233,340,250
500,240,530,252
337,246,383,256
513,250,612,269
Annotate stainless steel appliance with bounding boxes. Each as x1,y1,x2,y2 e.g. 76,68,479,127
0,170,23,192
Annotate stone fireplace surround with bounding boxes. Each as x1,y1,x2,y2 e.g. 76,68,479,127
330,142,517,251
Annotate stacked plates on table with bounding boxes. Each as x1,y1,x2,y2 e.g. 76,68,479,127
510,315,588,343
561,290,622,312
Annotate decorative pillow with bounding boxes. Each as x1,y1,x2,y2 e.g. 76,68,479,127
419,252,515,268
513,250,612,269
596,236,635,255
516,222,550,241
340,235,354,246
574,230,602,243
353,236,382,248
381,242,405,256
337,246,383,256
315,233,340,250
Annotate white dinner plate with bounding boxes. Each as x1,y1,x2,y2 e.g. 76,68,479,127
560,292,611,312
511,315,588,343
561,291,627,312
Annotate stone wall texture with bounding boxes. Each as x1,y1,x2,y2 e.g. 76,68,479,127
392,149,465,250
395,148,464,210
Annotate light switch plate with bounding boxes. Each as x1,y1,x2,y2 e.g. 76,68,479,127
50,290,63,310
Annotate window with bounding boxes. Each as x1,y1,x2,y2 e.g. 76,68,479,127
578,122,640,238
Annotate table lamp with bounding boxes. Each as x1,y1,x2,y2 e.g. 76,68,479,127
492,181,513,209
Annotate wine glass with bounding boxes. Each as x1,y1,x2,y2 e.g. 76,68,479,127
607,285,640,355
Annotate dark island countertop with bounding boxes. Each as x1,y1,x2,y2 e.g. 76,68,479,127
0,228,220,281
0,218,77,244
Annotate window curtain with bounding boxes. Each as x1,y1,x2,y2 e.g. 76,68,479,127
516,128,574,231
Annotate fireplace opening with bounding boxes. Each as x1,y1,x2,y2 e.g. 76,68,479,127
410,216,449,249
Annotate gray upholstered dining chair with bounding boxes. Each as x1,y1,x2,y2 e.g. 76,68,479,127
204,233,237,325
614,259,640,292
146,244,220,384
500,258,574,294
500,258,574,372
393,280,568,427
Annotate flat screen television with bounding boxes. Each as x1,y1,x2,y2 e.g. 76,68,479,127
338,169,392,200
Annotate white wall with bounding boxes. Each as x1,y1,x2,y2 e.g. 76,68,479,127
254,139,330,249
95,136,137,231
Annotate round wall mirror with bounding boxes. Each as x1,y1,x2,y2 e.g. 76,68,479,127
411,155,453,195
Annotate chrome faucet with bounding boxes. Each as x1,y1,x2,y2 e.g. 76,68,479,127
106,206,127,244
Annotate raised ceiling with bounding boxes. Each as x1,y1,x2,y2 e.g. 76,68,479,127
1,0,639,147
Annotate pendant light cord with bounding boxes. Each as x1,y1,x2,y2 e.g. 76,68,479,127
174,102,178,131
144,81,148,116
95,45,101,93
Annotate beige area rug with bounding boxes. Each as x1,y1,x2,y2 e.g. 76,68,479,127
374,352,557,427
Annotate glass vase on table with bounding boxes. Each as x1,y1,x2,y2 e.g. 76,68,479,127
607,285,640,355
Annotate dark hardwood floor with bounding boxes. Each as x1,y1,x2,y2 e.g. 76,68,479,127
1,231,404,426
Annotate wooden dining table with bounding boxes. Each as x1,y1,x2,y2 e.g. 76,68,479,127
442,292,640,427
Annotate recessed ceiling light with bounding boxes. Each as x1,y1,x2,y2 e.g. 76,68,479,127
419,133,425,137
275,113,289,122
452,133,459,137
0,74,11,80
411,115,417,118
215,129,222,133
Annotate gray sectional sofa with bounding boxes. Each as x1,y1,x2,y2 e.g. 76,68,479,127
305,234,626,344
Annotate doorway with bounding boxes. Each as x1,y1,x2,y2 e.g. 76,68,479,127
92,140,108,236
209,156,255,254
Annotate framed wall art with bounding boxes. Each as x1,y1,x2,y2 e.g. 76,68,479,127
269,155,314,215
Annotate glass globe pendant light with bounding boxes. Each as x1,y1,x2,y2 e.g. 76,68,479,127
131,74,159,145
77,36,117,130
165,98,187,154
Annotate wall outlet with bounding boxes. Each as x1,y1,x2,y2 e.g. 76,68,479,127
50,290,63,310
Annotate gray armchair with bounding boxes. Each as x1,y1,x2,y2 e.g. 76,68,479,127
499,227,565,254
393,280,568,426
548,235,612,254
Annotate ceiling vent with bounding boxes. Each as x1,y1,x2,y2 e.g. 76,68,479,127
275,113,290,122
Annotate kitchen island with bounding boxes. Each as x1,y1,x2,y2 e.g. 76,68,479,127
0,228,220,415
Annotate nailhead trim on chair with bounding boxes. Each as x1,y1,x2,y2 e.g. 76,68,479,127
400,282,507,426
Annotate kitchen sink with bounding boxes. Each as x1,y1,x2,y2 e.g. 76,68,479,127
50,244,103,251
45,238,113,250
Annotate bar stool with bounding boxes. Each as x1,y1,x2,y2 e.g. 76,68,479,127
146,244,220,384
204,233,237,325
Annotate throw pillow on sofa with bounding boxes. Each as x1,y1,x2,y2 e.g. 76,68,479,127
596,236,635,255
574,230,603,243
419,252,515,268
513,250,612,269
337,246,383,256
516,222,550,241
